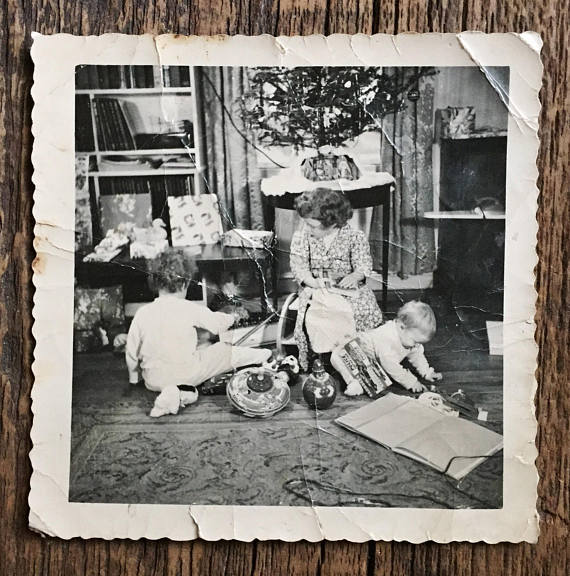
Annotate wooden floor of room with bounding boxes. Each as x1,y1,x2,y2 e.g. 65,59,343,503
70,291,503,508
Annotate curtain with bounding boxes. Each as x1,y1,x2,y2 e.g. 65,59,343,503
195,67,266,230
370,68,436,277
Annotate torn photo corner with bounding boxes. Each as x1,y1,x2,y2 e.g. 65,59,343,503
30,32,541,542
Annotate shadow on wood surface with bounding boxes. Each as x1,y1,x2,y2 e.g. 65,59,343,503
0,0,567,575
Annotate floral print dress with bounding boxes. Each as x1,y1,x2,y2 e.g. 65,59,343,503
290,223,383,370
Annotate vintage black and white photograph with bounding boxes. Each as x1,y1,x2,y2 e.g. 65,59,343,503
69,62,508,509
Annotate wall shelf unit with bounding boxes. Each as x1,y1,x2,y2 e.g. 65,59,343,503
75,64,202,247
430,112,507,319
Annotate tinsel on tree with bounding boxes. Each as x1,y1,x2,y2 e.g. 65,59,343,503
242,67,435,151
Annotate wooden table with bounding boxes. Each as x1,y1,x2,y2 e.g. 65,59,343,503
76,243,275,313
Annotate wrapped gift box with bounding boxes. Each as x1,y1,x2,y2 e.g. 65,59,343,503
222,229,274,249
168,194,223,247
129,219,169,259
74,286,126,352
99,193,152,236
437,106,476,138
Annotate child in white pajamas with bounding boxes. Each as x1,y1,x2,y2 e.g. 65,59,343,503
126,250,271,392
331,300,442,395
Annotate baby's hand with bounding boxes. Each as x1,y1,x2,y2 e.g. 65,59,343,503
407,381,427,393
424,368,443,382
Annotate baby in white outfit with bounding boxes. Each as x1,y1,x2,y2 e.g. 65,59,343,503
331,300,442,395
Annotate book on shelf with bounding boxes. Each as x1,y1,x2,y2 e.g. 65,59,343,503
96,66,113,89
86,66,99,89
107,66,122,90
335,392,503,480
178,67,191,87
75,95,95,152
131,66,146,89
161,66,171,87
75,65,90,89
169,66,180,88
98,175,194,197
93,98,136,151
119,66,129,89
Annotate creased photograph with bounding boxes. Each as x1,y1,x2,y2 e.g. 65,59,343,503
30,33,541,542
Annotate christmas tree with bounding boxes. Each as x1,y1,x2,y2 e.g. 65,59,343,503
242,67,434,152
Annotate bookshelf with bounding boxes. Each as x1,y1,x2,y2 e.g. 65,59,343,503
75,65,202,245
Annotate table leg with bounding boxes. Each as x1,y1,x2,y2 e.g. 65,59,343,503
265,198,280,312
382,192,390,311
272,245,279,311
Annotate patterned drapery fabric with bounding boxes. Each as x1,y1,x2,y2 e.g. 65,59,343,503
370,68,436,277
195,67,266,231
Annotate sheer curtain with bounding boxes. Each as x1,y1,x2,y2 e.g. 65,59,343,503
195,67,266,230
370,69,436,278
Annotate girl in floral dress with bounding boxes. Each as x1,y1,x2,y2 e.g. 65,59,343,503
290,188,383,370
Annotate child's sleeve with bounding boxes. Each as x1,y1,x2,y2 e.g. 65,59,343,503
290,230,312,284
192,305,235,335
350,230,373,276
125,316,142,384
406,344,432,378
373,340,422,390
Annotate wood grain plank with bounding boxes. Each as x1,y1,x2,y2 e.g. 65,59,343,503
0,1,567,575
253,541,322,575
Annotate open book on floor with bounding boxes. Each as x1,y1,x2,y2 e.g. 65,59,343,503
335,393,503,480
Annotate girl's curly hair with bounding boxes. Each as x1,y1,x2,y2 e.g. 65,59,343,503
148,249,197,294
295,188,353,228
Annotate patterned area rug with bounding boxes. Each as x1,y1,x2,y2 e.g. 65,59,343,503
70,354,502,508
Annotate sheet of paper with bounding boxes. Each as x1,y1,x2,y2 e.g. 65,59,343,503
398,414,504,479
338,394,442,448
30,33,540,543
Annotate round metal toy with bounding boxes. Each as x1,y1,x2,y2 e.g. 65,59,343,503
226,367,290,418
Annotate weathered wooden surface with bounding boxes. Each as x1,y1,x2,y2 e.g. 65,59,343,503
0,1,567,574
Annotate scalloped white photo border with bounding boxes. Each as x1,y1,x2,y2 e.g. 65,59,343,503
30,33,541,542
